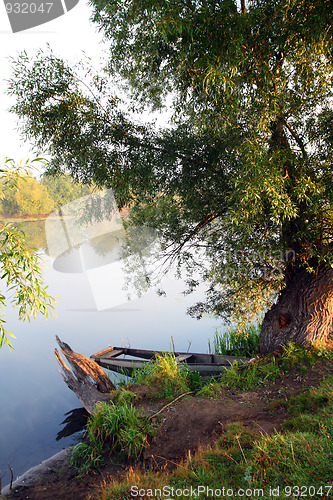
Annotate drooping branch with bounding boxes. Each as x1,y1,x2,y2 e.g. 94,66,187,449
241,0,246,15
164,209,224,264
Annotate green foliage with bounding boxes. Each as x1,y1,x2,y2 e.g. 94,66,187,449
0,159,56,348
71,400,152,477
0,174,55,216
89,401,149,459
281,375,333,434
111,389,137,406
70,437,104,479
201,343,333,393
132,352,193,400
7,1,333,326
208,323,261,357
0,171,91,217
41,173,91,209
221,358,281,390
185,369,204,393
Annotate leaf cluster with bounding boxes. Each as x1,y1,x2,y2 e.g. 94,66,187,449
0,159,56,348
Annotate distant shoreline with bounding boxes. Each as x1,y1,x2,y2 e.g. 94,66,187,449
0,207,129,222
0,213,72,222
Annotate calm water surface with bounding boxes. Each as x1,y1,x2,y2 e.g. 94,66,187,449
0,221,222,482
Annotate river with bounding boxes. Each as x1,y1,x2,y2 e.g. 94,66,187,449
0,219,222,483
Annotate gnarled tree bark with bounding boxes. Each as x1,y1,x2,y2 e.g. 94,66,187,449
55,336,115,414
260,265,333,354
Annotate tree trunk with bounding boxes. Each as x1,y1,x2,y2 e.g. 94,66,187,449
55,336,115,414
260,265,333,354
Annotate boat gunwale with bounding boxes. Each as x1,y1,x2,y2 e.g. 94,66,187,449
90,346,252,378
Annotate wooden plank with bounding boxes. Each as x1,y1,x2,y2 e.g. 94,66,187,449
175,354,193,362
188,364,229,378
211,353,249,365
92,350,124,361
121,348,160,360
101,349,124,359
90,346,123,358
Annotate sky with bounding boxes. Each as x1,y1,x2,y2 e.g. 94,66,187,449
0,1,106,171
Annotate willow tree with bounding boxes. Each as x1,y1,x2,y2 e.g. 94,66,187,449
8,0,333,352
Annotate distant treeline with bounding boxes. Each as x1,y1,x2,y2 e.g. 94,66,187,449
0,174,91,217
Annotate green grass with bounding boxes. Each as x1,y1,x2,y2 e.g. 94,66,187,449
70,440,104,479
99,375,333,499
280,375,333,434
89,400,150,459
70,400,153,477
200,342,333,395
208,323,261,357
111,388,138,405
131,352,203,399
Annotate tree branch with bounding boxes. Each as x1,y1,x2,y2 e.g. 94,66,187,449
163,209,224,265
284,120,308,159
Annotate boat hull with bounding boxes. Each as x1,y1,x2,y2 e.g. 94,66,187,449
90,346,250,379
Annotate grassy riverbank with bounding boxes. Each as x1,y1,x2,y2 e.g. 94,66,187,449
2,343,333,500
97,344,333,500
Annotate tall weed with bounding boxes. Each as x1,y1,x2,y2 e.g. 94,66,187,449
88,401,149,459
70,400,152,477
209,323,261,357
132,352,195,399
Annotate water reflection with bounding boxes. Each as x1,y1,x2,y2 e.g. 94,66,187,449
45,188,161,310
56,408,89,441
0,219,222,483
53,233,123,273
13,219,48,251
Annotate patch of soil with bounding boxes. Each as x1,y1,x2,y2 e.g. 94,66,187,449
2,358,332,500
1,451,126,500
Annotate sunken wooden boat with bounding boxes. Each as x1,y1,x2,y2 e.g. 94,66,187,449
90,346,251,378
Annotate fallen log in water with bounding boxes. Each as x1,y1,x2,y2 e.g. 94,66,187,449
55,336,115,414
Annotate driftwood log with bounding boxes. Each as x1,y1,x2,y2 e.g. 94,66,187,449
55,336,115,414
